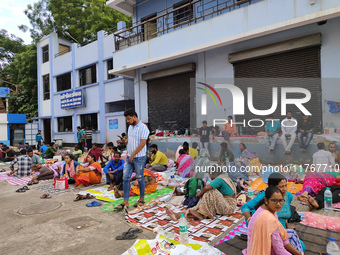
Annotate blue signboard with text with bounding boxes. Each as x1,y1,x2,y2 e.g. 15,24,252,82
0,87,10,98
60,89,84,109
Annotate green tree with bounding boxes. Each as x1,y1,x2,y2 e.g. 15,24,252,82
0,29,26,68
21,0,131,43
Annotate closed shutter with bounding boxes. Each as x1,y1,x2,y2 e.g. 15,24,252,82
147,72,195,131
233,46,322,134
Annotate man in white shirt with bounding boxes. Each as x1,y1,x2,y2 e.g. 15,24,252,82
280,111,297,155
313,142,335,171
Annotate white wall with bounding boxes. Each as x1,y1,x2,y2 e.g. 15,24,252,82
0,114,8,141
75,42,99,69
54,52,72,76
105,115,126,144
104,79,126,103
41,100,51,117
103,34,114,59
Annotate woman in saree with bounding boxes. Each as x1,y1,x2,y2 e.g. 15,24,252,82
73,154,102,189
237,143,248,160
241,172,305,252
296,172,340,202
243,186,303,255
113,169,158,203
177,149,194,178
61,154,80,184
166,168,237,221
194,149,210,179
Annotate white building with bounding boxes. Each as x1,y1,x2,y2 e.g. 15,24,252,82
36,30,134,146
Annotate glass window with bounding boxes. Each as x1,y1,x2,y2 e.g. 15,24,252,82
79,65,97,86
56,73,72,92
57,116,73,132
107,59,116,79
81,113,98,130
42,45,49,63
43,74,50,100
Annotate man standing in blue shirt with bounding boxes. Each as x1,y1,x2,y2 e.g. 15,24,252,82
77,126,85,151
103,152,124,190
265,114,281,154
115,109,149,210
36,130,43,150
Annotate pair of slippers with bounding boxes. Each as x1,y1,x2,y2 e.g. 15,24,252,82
0,169,6,172
116,228,143,240
86,201,102,207
16,186,29,193
74,193,95,202
40,194,52,199
27,180,39,185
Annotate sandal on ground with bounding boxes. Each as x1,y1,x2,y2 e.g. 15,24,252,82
16,188,25,193
27,181,33,185
85,193,95,199
115,231,137,240
122,228,143,236
40,194,51,199
134,200,145,208
74,194,85,202
0,169,6,172
86,201,102,207
115,203,127,211
33,180,39,184
22,186,29,191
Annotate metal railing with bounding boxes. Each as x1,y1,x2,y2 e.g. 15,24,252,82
114,0,261,51
54,48,71,58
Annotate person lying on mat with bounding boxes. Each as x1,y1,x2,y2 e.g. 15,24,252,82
241,172,305,252
307,185,340,211
113,169,157,203
166,167,237,221
242,186,303,255
28,161,63,185
295,172,340,202
73,154,102,189
61,154,80,185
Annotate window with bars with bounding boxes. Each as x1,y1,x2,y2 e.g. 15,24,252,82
107,59,116,79
56,73,72,92
43,74,50,100
173,0,193,25
57,116,73,132
81,113,98,130
79,65,97,86
42,45,49,63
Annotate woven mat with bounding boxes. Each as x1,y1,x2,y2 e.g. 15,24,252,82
101,187,174,211
0,172,13,182
5,173,50,186
214,220,247,246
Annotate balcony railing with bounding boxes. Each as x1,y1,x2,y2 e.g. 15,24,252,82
114,0,261,51
54,48,71,58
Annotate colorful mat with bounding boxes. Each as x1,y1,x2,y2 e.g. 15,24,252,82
80,185,116,202
250,177,303,194
0,172,14,182
125,203,244,244
101,187,174,211
5,174,50,186
214,220,247,246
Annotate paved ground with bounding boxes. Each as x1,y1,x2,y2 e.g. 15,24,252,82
0,165,156,255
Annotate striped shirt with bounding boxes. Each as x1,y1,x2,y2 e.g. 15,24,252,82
85,129,93,140
10,155,32,177
127,121,149,157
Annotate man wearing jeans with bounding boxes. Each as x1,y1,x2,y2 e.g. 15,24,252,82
281,111,297,155
116,109,149,210
297,114,314,153
265,114,281,154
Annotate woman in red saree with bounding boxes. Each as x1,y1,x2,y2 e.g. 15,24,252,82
73,154,102,189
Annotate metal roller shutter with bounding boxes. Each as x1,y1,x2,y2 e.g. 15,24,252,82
233,46,322,134
147,72,195,131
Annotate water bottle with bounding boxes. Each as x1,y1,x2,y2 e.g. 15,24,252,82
185,129,188,136
248,185,254,198
163,130,166,137
324,187,333,212
326,238,340,255
179,214,189,244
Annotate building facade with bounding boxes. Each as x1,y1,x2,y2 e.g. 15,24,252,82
107,0,340,135
37,31,134,146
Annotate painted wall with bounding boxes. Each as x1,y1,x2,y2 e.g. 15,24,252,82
103,34,114,59
75,42,99,69
105,114,126,144
0,114,8,143
54,52,72,76
113,0,340,70
41,100,51,117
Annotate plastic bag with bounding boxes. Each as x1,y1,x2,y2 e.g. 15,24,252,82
54,177,69,190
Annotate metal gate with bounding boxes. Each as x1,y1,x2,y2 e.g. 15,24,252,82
233,46,322,134
147,72,195,131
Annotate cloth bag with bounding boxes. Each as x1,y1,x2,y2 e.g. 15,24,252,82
54,177,69,190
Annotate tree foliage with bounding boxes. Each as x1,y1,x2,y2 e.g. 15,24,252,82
0,29,26,69
22,0,131,43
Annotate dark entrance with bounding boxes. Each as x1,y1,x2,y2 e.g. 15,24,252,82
43,119,51,144
233,46,322,134
147,72,195,132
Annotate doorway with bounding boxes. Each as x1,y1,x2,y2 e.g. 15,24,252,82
43,119,51,144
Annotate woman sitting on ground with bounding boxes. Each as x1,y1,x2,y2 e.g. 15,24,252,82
243,186,303,255
241,172,305,252
61,154,80,184
28,161,64,185
166,168,237,221
177,149,194,178
237,143,248,160
296,172,340,202
113,169,158,202
73,154,102,189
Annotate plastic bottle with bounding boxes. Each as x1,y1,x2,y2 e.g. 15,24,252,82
248,185,254,197
39,152,42,159
324,187,333,212
325,122,329,135
163,130,166,137
179,214,189,244
326,238,340,255
185,129,188,136
41,158,45,164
